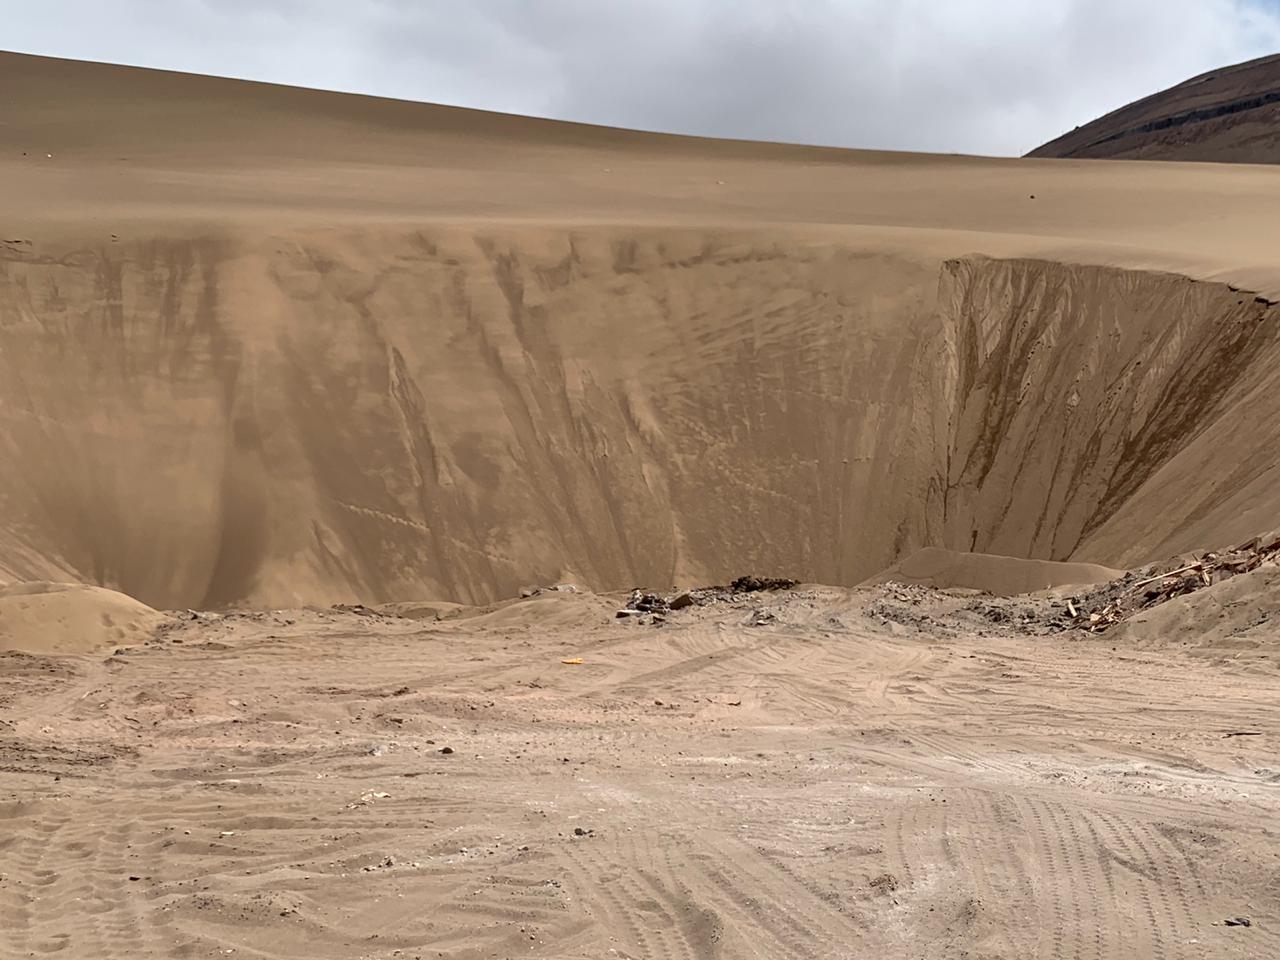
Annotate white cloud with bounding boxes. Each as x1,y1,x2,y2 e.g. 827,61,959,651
6,0,1280,155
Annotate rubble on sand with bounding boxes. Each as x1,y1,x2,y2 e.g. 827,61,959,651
520,584,580,599
618,575,799,619
1065,533,1280,633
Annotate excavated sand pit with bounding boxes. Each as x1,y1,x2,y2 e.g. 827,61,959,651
2,52,1280,959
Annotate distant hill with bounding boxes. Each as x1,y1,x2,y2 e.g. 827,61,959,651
1029,53,1280,162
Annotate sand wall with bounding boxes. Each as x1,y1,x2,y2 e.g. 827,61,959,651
2,229,1277,607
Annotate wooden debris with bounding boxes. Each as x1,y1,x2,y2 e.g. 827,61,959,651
1069,533,1280,633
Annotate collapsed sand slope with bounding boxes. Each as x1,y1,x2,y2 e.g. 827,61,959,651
3,53,1280,607
5,231,1278,610
0,582,168,655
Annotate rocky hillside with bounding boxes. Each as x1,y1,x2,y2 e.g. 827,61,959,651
1029,53,1280,162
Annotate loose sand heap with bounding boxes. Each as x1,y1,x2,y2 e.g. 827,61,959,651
0,583,170,656
2,50,1280,959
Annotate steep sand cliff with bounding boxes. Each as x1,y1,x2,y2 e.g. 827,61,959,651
3,52,1280,608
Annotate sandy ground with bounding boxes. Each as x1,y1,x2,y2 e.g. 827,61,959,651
1,583,1277,959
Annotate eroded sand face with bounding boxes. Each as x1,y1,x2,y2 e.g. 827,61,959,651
4,53,1280,608
1,587,1276,958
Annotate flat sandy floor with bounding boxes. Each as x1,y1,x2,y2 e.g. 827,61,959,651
2,585,1276,959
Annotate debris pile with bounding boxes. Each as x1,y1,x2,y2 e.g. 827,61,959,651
1069,533,1280,633
728,576,799,593
520,584,580,599
618,576,799,620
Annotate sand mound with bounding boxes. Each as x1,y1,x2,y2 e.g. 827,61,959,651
3,53,1280,608
0,582,169,655
1111,563,1280,662
868,547,1120,596
1030,53,1280,162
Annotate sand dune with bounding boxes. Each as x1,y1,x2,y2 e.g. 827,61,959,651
3,51,1280,608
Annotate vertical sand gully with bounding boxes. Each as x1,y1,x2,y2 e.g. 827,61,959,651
1,231,1279,608
937,257,1280,566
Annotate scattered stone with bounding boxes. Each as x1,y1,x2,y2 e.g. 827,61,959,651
573,826,593,837
621,575,799,618
439,746,454,755
1225,917,1252,928
346,791,392,809
669,592,696,610
332,603,380,617
730,575,799,593
869,873,899,894
522,584,579,598
627,590,669,613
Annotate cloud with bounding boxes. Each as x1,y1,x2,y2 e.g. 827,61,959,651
7,0,1280,155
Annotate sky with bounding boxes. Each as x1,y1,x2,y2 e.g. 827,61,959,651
7,1,1280,156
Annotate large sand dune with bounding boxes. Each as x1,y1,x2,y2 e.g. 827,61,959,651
4,52,1280,608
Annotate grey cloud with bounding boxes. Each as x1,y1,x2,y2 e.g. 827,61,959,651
8,0,1280,155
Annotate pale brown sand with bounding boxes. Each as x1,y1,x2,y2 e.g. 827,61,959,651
2,587,1278,958
3,51,1280,959
866,547,1120,595
0,583,168,655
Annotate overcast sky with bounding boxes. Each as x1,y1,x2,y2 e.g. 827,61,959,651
8,1,1280,156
